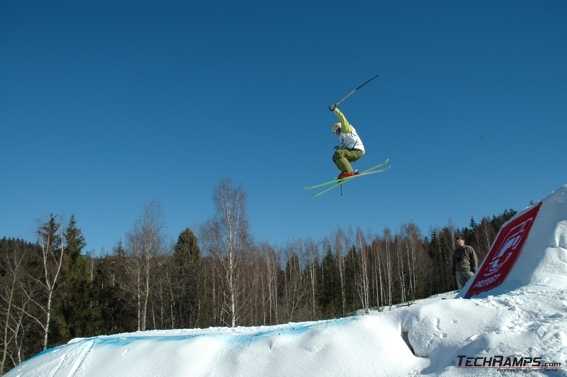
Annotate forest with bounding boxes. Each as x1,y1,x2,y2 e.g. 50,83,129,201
0,180,516,374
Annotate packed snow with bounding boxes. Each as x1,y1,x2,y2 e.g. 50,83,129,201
6,186,567,377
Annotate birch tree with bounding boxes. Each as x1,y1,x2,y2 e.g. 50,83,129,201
305,241,318,319
334,230,347,315
262,244,279,324
395,235,406,303
208,179,250,327
0,244,26,374
371,239,384,308
18,216,65,351
354,230,369,312
283,248,305,322
383,229,393,307
127,203,164,331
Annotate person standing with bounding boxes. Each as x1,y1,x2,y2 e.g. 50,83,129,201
453,235,478,289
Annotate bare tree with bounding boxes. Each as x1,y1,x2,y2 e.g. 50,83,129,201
9,297,27,368
401,224,420,302
262,244,279,324
305,241,318,320
334,230,347,316
23,216,66,351
165,267,176,329
406,224,427,300
12,216,66,352
0,245,26,374
208,179,250,327
431,227,456,292
382,229,393,308
356,230,370,312
88,252,95,283
371,239,384,308
127,203,165,331
283,246,305,322
480,219,494,258
395,235,406,303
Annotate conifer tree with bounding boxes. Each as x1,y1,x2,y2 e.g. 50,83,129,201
319,247,339,318
59,216,92,340
172,228,201,328
64,215,86,267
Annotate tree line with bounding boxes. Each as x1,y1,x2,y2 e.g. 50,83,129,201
0,179,516,373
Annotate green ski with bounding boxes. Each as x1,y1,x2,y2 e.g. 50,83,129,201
305,158,391,197
305,158,390,190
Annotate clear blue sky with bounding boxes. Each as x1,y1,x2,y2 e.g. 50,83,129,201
1,1,566,252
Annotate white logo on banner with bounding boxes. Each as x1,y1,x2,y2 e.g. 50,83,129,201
484,218,534,278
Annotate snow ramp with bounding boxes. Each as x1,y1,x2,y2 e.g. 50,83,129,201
463,185,567,298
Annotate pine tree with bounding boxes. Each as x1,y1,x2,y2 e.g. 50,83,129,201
171,228,201,328
174,229,200,262
344,246,358,313
39,215,62,253
64,215,86,265
319,247,339,318
469,217,478,229
58,216,91,340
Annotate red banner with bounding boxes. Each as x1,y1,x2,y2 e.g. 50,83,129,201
464,202,542,298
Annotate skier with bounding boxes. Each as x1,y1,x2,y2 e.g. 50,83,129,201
329,104,366,179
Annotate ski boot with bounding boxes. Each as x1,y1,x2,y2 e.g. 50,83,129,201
337,170,359,180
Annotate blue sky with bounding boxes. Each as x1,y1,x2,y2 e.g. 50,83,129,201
1,1,566,252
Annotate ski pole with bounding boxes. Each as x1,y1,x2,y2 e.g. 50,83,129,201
332,74,379,107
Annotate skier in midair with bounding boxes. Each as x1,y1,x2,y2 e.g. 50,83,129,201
329,104,366,179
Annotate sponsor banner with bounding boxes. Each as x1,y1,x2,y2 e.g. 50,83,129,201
464,202,542,298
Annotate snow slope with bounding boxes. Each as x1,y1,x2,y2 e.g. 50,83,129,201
6,186,567,377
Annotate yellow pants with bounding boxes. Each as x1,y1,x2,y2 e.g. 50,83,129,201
332,149,363,173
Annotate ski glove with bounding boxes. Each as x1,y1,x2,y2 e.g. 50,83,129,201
329,104,337,112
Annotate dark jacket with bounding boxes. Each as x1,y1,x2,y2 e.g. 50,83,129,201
453,245,478,274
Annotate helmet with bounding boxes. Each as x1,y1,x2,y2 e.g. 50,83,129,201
330,122,341,135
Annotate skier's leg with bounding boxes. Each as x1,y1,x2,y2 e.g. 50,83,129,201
343,150,363,173
333,149,364,172
345,150,363,165
333,149,352,172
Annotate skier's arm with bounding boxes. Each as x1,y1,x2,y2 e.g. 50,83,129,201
333,107,353,133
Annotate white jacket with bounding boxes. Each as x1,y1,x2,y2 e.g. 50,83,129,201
334,107,365,154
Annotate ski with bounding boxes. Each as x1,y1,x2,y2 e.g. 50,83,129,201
305,158,390,191
311,165,390,198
